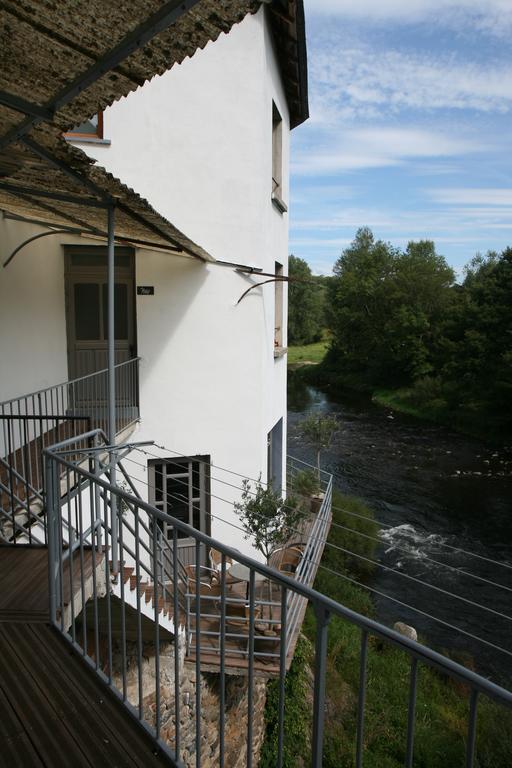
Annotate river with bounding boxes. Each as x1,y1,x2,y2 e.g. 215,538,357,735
288,373,512,688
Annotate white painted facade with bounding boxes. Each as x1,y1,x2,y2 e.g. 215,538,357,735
0,8,292,560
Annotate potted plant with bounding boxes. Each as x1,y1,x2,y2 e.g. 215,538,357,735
291,468,322,514
234,478,306,631
298,413,338,512
234,477,305,563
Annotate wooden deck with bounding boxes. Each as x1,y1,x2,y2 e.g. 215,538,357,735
0,546,176,767
0,545,103,623
186,503,332,678
186,579,303,678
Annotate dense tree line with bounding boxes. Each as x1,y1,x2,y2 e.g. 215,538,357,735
326,227,455,385
287,255,326,345
289,228,512,437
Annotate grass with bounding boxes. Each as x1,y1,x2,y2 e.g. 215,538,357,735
372,387,436,420
287,337,329,366
304,490,512,768
372,386,505,441
262,489,512,767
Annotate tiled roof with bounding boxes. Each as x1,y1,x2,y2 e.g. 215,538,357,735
0,1,261,137
0,0,262,258
0,1,307,256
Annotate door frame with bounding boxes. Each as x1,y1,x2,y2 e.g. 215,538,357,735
147,455,212,568
63,244,136,380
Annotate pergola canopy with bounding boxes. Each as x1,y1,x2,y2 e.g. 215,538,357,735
0,0,308,257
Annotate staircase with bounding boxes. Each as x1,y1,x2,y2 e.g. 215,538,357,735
111,564,185,638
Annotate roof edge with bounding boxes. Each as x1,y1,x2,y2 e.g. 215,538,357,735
267,0,309,129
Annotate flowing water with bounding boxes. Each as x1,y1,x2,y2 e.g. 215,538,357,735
288,373,512,688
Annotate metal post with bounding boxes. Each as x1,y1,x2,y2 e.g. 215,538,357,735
312,604,331,768
45,454,59,624
107,204,119,576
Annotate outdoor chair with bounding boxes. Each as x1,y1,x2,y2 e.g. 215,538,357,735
184,564,220,600
268,544,304,575
222,598,264,658
209,548,246,588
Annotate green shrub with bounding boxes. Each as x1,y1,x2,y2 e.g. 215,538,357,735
259,635,313,768
295,489,512,767
291,469,321,499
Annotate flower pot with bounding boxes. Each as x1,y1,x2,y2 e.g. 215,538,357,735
310,492,325,514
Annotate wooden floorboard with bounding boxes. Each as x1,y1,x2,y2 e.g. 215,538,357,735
0,623,175,768
0,546,49,619
0,545,103,622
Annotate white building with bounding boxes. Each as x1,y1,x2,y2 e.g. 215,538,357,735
0,2,309,561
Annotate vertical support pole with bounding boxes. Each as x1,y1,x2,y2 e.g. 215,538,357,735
312,604,331,768
94,435,102,552
45,453,59,625
107,204,119,576
405,658,418,768
355,630,368,768
466,690,479,768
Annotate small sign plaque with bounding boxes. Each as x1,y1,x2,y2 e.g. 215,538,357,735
137,286,154,295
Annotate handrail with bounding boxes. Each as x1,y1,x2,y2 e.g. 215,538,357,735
0,357,141,409
0,359,140,546
44,444,512,704
44,436,512,768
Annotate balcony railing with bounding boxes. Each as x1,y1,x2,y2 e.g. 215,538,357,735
0,358,139,545
185,464,332,675
43,431,512,768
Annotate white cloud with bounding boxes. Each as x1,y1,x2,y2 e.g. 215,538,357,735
290,202,512,238
308,44,512,122
304,0,512,36
428,188,512,205
290,183,355,205
292,127,483,175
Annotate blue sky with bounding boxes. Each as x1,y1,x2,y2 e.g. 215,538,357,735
290,0,512,276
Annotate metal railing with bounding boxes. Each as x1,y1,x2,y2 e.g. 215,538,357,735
285,457,333,658
188,457,333,667
0,358,139,544
44,431,512,768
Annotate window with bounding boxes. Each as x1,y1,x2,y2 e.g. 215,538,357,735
267,419,283,493
274,261,284,349
271,103,287,213
65,111,108,142
148,457,210,541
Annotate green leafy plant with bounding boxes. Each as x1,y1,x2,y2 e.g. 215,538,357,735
299,413,338,478
259,634,313,768
234,477,305,562
292,468,321,499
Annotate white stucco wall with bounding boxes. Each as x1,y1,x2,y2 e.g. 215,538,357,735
0,215,79,401
1,8,292,561
81,8,291,558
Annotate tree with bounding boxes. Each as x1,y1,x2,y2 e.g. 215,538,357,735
299,414,338,478
327,227,399,384
327,228,455,386
288,255,325,345
234,479,305,562
438,248,512,432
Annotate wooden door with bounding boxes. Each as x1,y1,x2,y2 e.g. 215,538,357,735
64,246,136,380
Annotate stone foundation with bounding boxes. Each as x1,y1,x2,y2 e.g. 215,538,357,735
111,636,267,768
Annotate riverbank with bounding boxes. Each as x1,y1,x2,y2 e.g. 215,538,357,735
287,338,329,366
260,489,512,767
288,342,508,443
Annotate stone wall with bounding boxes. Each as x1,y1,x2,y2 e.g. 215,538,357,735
110,635,267,768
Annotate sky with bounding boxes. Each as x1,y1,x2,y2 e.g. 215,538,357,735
290,0,512,276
